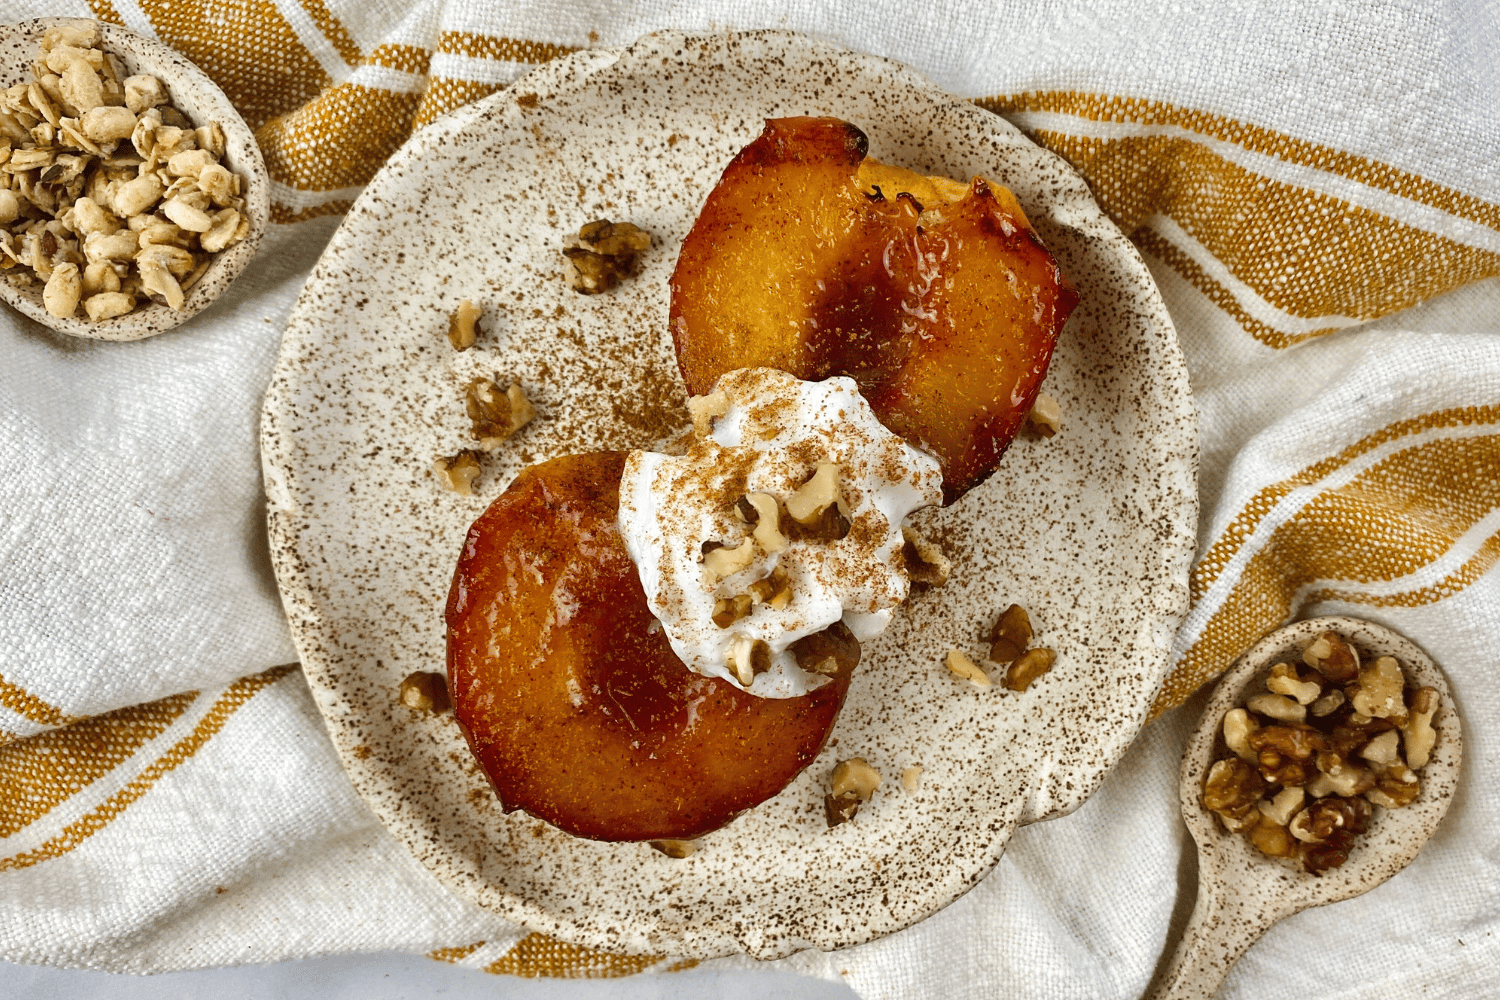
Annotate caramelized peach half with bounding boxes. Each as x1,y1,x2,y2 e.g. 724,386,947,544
670,116,1078,503
446,451,856,842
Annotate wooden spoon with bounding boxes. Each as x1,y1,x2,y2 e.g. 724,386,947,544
1149,615,1462,1000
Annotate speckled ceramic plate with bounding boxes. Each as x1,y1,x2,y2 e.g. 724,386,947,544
261,30,1197,960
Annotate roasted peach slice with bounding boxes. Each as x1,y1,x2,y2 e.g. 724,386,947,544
670,116,1078,503
446,451,856,842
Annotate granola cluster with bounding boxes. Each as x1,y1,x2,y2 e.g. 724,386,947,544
0,23,250,321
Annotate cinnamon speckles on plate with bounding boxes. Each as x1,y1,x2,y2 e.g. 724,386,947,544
260,30,1197,960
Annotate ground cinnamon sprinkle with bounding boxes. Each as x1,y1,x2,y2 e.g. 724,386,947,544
609,358,689,448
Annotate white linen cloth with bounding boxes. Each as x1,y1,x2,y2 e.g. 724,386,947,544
2,1,1497,997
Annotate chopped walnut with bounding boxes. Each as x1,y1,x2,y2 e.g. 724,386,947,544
725,634,770,686
900,765,923,793
1303,630,1359,682
1403,687,1438,769
1309,688,1345,717
1004,647,1055,692
1026,392,1062,437
746,566,792,610
649,839,697,859
785,462,840,525
825,757,881,828
1245,692,1306,724
432,450,482,495
1248,816,1297,858
900,527,951,587
1222,707,1259,762
830,757,882,800
788,622,860,677
1204,758,1266,832
447,299,482,350
1266,662,1321,705
1311,757,1374,798
740,492,788,553
711,593,752,628
1249,723,1323,762
986,603,1033,665
1,27,250,321
563,219,651,294
1359,730,1401,766
1258,786,1305,827
1367,763,1420,809
1352,655,1406,721
702,537,755,582
686,388,729,436
464,378,536,448
825,791,862,827
398,671,451,713
944,649,991,687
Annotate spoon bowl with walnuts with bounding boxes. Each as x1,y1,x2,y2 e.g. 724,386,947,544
1150,615,1462,1000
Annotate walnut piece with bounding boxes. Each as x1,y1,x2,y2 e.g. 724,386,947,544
432,450,482,495
1352,655,1406,720
702,537,755,582
1204,758,1265,832
446,299,482,350
900,764,923,793
900,526,951,587
1246,691,1306,724
649,839,697,859
1258,786,1304,827
563,219,650,294
944,649,991,687
746,566,792,610
1303,630,1359,682
1248,816,1297,858
1309,688,1345,717
788,623,860,678
824,791,862,827
785,462,840,525
1403,687,1438,769
1026,391,1062,437
398,671,451,713
830,757,882,800
740,492,788,553
824,757,881,828
1266,662,1321,705
464,378,536,448
1366,763,1420,809
711,593,752,628
725,634,770,686
986,603,1033,664
1004,647,1056,692
686,388,729,436
1222,707,1259,761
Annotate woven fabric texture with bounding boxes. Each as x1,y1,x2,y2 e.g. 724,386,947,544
1,1,1496,996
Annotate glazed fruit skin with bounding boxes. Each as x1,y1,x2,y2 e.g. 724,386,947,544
445,451,854,842
670,116,1079,504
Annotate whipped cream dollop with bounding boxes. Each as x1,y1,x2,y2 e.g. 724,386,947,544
618,367,944,698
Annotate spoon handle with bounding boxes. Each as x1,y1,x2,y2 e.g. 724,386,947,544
1146,877,1289,1000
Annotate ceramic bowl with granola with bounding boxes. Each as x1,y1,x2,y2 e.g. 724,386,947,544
0,17,267,341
